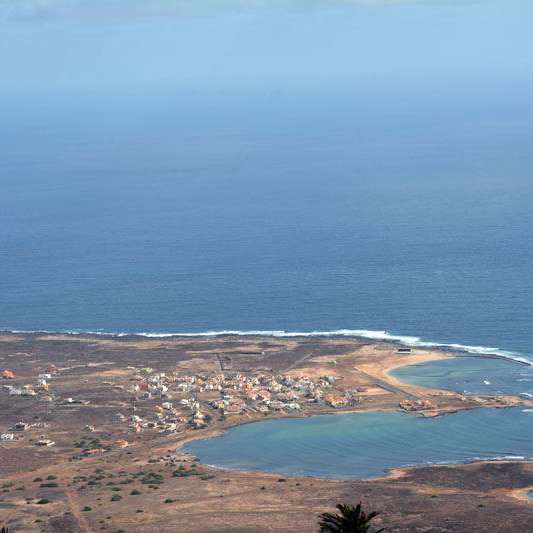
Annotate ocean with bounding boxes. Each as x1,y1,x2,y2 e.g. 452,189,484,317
1,0,533,363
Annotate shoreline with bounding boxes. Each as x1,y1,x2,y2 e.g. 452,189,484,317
179,405,533,483
1,331,532,531
172,343,532,482
1,327,530,365
2,331,532,479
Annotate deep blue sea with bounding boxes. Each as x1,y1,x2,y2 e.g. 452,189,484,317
1,0,533,362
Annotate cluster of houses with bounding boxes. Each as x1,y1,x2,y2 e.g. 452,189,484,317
123,368,192,432
1,363,363,446
193,372,362,413
1,369,55,398
1,367,60,446
1,420,52,445
123,367,362,433
1,421,31,441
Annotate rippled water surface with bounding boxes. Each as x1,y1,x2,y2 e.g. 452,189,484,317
1,1,533,361
185,408,533,479
392,357,533,398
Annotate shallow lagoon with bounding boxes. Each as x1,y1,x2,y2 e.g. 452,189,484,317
185,407,533,479
391,356,533,398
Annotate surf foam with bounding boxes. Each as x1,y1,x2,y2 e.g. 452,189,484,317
4,327,532,365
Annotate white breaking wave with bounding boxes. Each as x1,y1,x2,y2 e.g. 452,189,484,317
470,455,527,462
4,327,532,365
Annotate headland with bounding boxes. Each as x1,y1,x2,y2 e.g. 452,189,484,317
1,332,532,531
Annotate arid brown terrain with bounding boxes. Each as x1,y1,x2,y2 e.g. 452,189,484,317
1,333,532,532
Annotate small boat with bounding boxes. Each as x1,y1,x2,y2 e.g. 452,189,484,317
483,380,491,385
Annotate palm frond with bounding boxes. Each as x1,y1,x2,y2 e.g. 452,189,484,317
318,501,384,533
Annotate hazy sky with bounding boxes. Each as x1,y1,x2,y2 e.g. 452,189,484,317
1,0,532,104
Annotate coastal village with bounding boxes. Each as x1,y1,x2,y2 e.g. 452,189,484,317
1,333,532,532
1,336,528,452
1,362,371,448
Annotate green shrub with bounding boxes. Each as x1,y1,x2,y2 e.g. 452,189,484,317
172,470,190,478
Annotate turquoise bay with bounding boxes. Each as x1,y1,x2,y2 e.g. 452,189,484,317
391,356,533,398
184,407,533,480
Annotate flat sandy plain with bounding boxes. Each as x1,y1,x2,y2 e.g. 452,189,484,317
1,333,532,532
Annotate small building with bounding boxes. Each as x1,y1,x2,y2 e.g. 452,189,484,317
257,390,271,401
0,433,15,442
285,402,302,411
225,403,242,414
2,370,15,379
269,400,285,411
36,438,55,446
397,347,412,354
324,394,349,408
